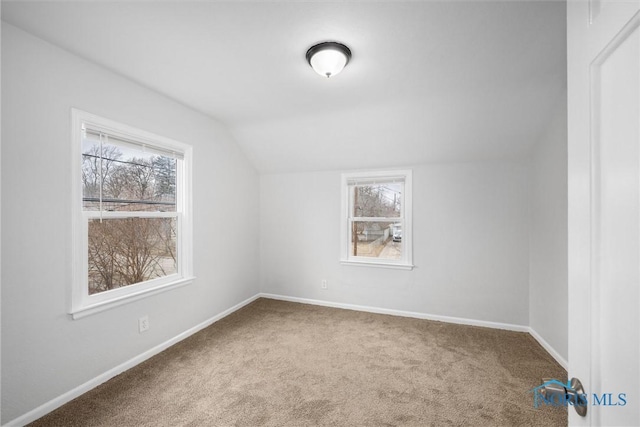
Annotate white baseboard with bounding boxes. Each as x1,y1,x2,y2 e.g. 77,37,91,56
6,293,567,426
528,327,568,370
260,293,568,371
261,293,570,369
259,293,530,332
4,293,261,427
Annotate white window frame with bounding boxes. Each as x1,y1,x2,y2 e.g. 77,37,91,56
71,109,194,319
340,169,413,270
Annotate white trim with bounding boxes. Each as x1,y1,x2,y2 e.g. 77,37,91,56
6,294,568,426
76,110,192,155
70,276,195,320
528,327,568,370
4,294,261,427
259,293,529,332
261,293,567,369
70,108,194,318
339,260,414,270
340,169,413,269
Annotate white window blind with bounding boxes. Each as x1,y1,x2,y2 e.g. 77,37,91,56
346,176,406,186
83,127,184,160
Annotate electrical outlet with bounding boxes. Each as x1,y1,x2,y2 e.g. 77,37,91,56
321,279,328,290
138,315,149,333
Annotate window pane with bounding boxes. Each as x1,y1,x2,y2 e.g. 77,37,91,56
88,217,177,295
82,135,177,212
350,221,402,260
352,184,401,218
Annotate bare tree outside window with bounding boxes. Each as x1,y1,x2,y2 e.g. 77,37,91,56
82,138,178,294
82,144,123,201
351,184,402,259
341,170,412,268
87,218,176,294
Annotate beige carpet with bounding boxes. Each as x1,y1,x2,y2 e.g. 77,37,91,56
30,298,567,426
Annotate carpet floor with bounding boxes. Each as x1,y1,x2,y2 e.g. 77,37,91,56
30,298,567,426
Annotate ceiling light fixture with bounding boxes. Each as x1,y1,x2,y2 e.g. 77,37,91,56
306,41,352,78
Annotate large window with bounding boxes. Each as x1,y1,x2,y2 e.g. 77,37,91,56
341,170,413,269
71,109,193,318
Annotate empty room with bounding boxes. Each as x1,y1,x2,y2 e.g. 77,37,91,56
1,1,639,426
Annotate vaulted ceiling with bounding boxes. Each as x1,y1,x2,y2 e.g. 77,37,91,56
2,1,566,173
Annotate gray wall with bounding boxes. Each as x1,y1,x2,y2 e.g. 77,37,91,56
260,162,530,326
529,97,568,362
1,16,570,424
1,24,259,423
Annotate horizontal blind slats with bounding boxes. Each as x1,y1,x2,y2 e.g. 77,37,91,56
347,176,405,186
84,128,184,160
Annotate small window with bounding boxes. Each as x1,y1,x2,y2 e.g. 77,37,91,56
341,170,413,269
71,109,193,318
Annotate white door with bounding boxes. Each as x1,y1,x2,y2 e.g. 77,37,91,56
568,1,640,426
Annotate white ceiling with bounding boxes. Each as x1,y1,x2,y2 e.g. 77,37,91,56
2,1,566,174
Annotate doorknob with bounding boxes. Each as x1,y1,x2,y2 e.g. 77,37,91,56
539,377,587,417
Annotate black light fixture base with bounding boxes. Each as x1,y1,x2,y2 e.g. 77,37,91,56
305,41,352,67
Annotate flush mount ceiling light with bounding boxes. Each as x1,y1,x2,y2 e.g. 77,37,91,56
306,41,352,78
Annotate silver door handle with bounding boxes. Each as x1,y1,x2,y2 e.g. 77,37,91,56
539,377,587,417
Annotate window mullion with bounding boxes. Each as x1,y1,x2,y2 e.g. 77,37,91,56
73,108,193,319
351,217,403,221
341,169,412,269
99,133,104,222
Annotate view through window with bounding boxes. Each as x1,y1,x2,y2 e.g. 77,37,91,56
342,170,413,269
82,131,180,295
350,182,403,260
71,109,193,319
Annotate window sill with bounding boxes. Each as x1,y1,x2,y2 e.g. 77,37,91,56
340,260,414,270
70,276,195,320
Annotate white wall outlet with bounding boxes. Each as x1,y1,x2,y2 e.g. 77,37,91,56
138,315,150,333
321,279,328,289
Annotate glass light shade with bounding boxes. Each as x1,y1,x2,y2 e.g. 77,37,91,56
310,49,348,78
306,42,351,78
